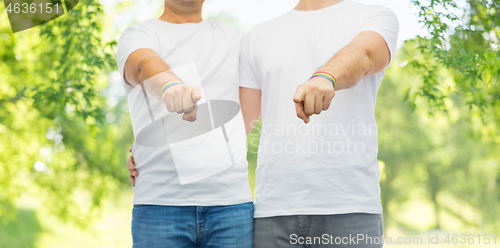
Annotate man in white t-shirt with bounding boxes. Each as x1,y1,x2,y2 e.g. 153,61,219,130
117,0,253,247
239,0,399,247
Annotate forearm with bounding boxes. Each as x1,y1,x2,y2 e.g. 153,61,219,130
318,31,391,91
123,49,201,120
318,42,372,91
125,49,180,99
135,55,170,84
293,32,390,123
239,87,262,135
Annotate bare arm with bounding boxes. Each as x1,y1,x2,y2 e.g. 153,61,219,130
124,49,203,185
124,48,201,121
124,48,171,88
293,31,391,123
240,87,262,135
319,31,391,90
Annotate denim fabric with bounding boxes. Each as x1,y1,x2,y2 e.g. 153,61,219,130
254,213,384,248
132,202,254,248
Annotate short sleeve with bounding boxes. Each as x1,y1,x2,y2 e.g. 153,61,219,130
117,23,160,83
239,33,261,89
358,5,399,61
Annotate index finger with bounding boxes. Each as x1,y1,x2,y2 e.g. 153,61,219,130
182,107,198,122
295,101,309,124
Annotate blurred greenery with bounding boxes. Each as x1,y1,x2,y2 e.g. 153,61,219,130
0,210,41,247
0,0,499,247
377,41,499,232
0,0,133,227
409,0,500,112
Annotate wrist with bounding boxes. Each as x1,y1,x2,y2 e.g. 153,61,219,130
142,71,182,99
311,71,336,89
161,80,183,96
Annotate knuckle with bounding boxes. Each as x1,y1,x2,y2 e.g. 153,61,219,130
172,85,183,92
328,88,335,96
172,88,182,94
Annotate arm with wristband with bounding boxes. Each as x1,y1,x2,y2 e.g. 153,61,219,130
124,48,202,121
293,31,391,124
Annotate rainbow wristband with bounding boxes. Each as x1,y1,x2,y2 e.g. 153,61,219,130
161,80,183,95
311,72,336,89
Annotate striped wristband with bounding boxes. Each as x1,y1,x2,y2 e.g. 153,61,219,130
311,71,336,89
161,80,183,95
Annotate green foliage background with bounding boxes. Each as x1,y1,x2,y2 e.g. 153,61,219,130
0,0,133,232
0,0,499,247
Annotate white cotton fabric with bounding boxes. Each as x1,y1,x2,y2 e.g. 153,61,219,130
239,0,399,218
117,18,253,206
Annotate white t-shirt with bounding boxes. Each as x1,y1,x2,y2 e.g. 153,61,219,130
240,0,399,218
117,18,253,206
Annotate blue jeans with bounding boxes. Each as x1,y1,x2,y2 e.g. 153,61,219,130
132,202,254,248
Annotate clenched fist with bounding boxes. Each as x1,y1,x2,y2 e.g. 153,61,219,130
293,77,335,124
162,84,202,122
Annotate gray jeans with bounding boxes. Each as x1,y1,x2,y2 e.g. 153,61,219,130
254,213,383,248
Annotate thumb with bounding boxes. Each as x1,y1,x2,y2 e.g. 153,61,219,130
191,86,202,103
293,87,305,103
